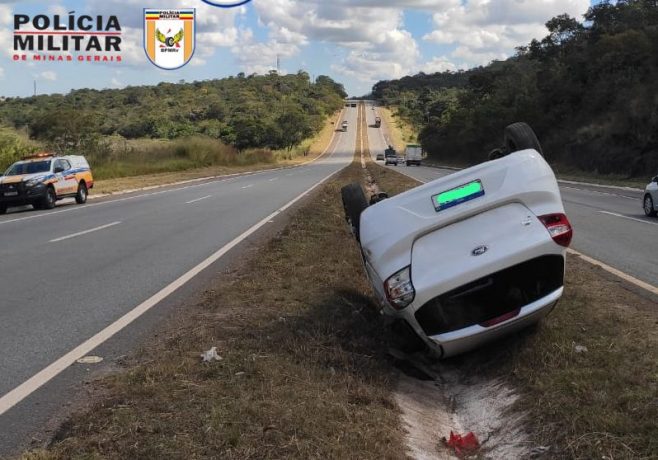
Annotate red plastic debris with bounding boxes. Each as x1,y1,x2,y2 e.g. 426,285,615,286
443,431,480,457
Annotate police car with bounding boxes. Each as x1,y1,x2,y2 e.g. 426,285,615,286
0,153,94,214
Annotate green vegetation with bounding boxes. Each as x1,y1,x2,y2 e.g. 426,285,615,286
0,71,347,176
372,0,658,178
0,127,38,172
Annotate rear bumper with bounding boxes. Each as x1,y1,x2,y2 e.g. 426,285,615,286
380,254,565,358
429,288,561,357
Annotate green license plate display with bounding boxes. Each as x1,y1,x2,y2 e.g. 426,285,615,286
432,180,484,212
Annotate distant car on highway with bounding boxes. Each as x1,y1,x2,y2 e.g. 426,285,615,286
342,120,348,132
644,174,658,217
376,153,385,161
0,153,93,214
384,146,398,166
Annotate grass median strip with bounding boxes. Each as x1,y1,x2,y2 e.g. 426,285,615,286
22,161,407,460
21,156,657,459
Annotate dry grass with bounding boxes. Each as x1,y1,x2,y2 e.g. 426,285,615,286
91,112,342,195
367,161,658,459
378,107,417,153
22,160,406,460
20,109,657,459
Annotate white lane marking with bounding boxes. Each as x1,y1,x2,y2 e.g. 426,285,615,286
568,249,658,296
49,221,121,243
561,186,636,200
269,178,279,182
0,112,347,229
241,184,254,190
0,116,349,418
559,179,643,193
185,195,212,204
598,210,658,226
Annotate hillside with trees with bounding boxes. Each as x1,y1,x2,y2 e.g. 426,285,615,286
0,71,346,174
372,0,658,178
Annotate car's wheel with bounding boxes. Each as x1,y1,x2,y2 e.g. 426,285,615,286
0,205,6,215
406,161,411,167
341,183,368,242
644,194,657,217
75,182,88,204
41,186,57,210
504,122,543,156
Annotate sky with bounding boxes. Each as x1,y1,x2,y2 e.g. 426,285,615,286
0,0,604,98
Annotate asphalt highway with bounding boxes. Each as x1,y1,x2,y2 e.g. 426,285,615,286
1,102,655,455
365,103,658,288
0,107,357,454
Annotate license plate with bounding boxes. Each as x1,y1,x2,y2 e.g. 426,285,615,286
3,191,18,197
432,180,484,212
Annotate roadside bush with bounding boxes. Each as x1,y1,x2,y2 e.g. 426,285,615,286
0,127,39,172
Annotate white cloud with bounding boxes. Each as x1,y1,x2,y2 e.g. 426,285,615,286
39,70,57,81
420,56,459,74
48,5,69,16
424,0,590,66
253,0,421,83
230,28,298,75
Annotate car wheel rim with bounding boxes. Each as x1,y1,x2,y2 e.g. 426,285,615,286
81,187,87,200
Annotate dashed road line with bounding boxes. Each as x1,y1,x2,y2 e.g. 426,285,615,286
185,195,212,204
49,221,121,243
598,210,658,226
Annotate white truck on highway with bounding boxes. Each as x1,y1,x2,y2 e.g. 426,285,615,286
405,144,423,166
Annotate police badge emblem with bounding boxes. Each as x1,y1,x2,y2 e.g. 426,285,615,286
144,9,195,69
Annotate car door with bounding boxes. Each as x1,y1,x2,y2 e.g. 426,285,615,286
52,159,76,195
60,159,77,194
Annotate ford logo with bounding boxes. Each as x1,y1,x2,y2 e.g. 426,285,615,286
471,245,488,256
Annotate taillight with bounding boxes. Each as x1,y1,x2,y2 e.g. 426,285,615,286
384,266,415,310
538,213,573,247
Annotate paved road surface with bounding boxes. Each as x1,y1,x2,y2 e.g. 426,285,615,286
0,107,357,455
365,103,658,288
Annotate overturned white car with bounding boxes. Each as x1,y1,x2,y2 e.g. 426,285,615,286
342,123,573,358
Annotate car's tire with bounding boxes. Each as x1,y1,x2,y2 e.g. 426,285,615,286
41,186,57,210
341,183,368,242
0,205,6,215
644,194,657,217
406,161,411,167
504,122,543,156
75,181,88,204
